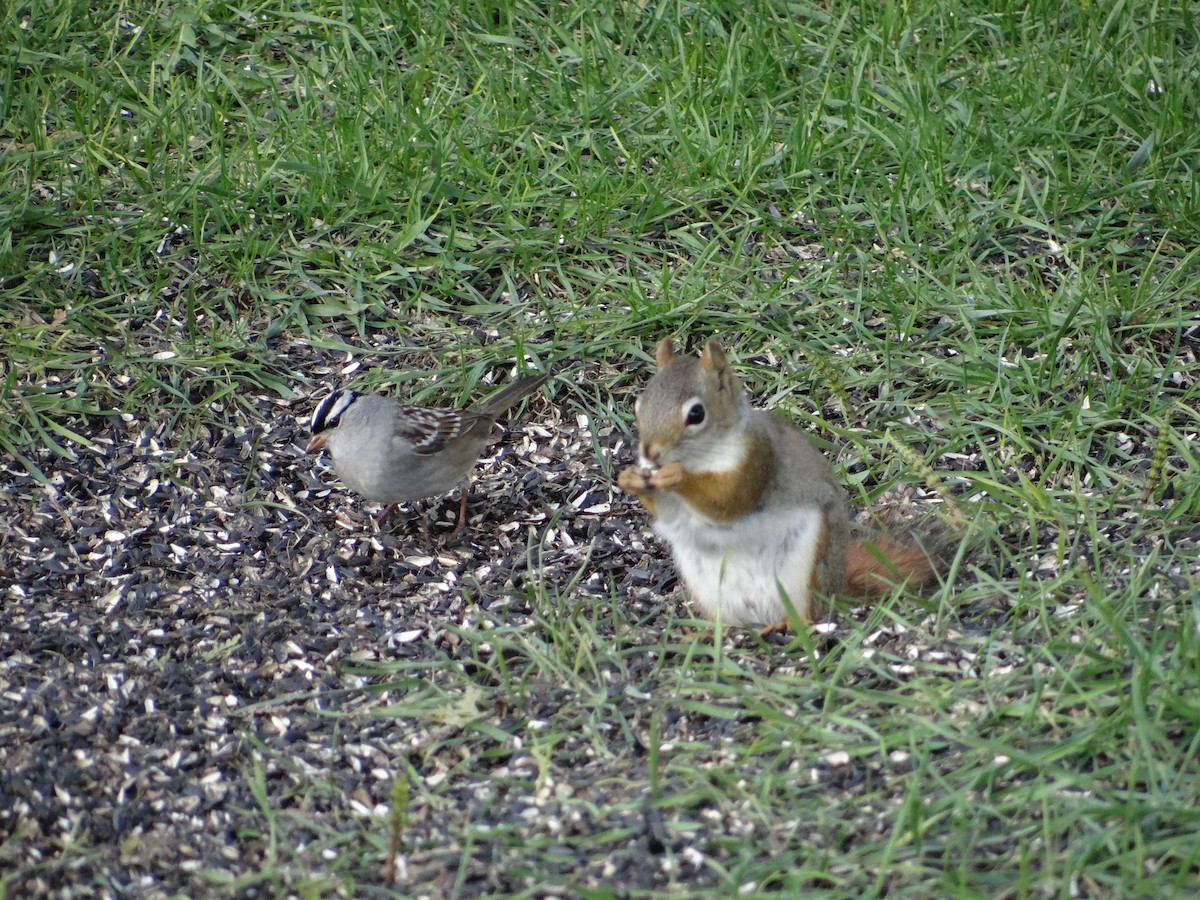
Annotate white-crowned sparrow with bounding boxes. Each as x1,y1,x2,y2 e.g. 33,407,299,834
307,373,547,530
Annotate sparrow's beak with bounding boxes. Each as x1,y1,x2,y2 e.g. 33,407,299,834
305,434,326,454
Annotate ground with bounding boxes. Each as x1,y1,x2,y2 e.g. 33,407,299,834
0,330,975,896
4,1,1200,896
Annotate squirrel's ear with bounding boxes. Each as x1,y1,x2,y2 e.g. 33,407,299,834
699,339,726,374
654,338,677,368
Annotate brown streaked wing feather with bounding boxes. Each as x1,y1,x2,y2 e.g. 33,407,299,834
393,406,485,455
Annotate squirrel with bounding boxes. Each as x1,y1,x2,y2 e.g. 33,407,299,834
616,337,941,629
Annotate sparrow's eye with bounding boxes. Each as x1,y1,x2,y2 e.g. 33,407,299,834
684,401,706,427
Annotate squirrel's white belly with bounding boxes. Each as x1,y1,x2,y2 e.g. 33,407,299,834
652,500,823,626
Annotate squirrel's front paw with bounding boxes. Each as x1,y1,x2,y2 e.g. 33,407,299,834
619,462,687,494
649,462,686,488
616,466,652,494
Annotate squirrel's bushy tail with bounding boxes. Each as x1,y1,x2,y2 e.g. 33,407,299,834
845,532,948,599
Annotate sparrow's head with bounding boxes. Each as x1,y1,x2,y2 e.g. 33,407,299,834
307,389,358,453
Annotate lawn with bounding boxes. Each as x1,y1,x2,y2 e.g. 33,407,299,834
2,0,1199,896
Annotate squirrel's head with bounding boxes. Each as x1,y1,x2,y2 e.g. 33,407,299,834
633,337,749,471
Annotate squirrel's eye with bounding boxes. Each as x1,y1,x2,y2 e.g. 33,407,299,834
684,402,706,426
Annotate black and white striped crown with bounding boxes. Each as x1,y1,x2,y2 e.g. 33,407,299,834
310,389,358,435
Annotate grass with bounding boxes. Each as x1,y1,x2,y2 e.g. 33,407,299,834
3,0,1200,895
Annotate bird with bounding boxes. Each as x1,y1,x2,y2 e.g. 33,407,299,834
307,373,547,532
